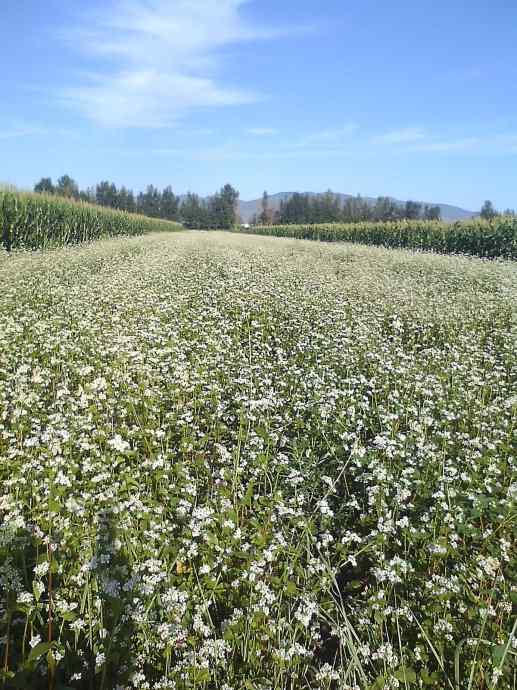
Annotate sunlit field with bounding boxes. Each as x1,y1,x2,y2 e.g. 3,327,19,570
0,232,516,690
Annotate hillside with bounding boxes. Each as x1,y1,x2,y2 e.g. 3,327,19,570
238,192,476,223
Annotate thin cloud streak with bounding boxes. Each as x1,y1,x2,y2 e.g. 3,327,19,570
247,128,278,136
372,127,427,145
299,124,358,147
61,0,285,128
0,125,50,140
146,124,517,162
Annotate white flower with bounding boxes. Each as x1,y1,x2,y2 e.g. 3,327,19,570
108,434,130,453
34,562,49,578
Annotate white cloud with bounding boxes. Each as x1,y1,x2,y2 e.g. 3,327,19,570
247,127,278,136
373,127,427,145
62,0,282,128
408,137,482,153
373,127,517,154
300,124,358,147
0,125,49,140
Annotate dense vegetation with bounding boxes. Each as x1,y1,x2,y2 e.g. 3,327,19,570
0,190,180,250
240,217,517,259
33,176,240,229
257,192,442,225
0,232,515,689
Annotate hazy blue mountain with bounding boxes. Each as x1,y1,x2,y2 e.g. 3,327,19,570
237,192,476,223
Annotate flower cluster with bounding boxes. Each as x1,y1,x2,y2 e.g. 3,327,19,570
0,232,515,689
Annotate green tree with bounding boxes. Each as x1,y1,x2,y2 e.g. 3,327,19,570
161,186,180,221
373,197,402,222
96,181,118,208
259,191,272,225
219,184,239,229
480,200,497,220
404,200,423,220
423,205,441,220
79,187,96,203
180,193,207,229
56,175,79,199
34,177,54,194
138,185,162,218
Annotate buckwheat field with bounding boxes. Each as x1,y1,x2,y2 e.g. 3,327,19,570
0,232,516,690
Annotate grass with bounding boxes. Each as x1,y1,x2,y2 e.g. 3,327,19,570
0,232,516,689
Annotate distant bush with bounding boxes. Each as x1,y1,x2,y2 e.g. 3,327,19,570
0,190,181,251
241,218,517,259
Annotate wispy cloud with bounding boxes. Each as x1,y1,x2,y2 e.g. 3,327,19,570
144,123,517,163
0,125,49,140
62,0,284,128
247,127,278,136
407,137,482,153
374,126,517,154
373,127,427,145
299,124,358,147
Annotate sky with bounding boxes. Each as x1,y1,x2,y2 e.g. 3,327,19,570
1,0,517,210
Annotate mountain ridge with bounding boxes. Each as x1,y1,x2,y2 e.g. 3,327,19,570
236,192,477,223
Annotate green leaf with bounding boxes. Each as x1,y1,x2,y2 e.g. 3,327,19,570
28,642,52,661
48,498,61,513
492,644,506,665
421,669,440,685
394,666,417,683
286,580,298,596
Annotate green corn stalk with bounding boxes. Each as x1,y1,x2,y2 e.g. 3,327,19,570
0,190,181,251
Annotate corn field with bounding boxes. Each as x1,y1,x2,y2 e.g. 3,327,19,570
0,191,180,251
241,218,517,259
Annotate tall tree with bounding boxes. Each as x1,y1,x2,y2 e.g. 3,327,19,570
34,177,55,194
373,197,402,222
96,181,117,208
161,186,180,221
56,175,79,199
138,185,162,218
79,187,96,203
423,205,441,220
219,184,239,229
180,193,207,229
405,200,423,220
480,200,497,220
260,191,272,225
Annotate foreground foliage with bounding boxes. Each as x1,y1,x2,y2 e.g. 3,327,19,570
0,190,180,250
0,233,516,690
241,218,517,259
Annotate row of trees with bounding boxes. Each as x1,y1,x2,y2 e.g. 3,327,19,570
179,186,240,229
33,176,239,229
35,177,513,230
480,200,516,220
256,192,442,225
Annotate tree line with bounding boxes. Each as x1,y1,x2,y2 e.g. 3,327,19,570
33,175,239,229
256,191,442,225
480,200,516,219
33,176,514,229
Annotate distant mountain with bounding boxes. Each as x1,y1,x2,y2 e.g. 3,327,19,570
237,192,477,223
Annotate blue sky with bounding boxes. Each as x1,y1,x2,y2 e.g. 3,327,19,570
2,0,517,210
